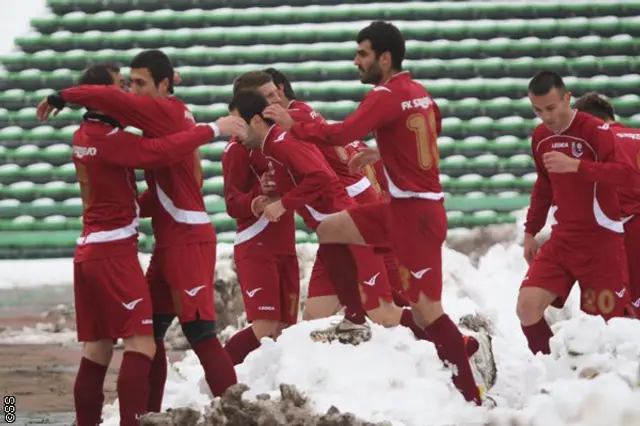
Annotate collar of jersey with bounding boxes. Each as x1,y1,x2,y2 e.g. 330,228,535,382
82,111,124,129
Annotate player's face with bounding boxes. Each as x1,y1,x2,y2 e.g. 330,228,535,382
275,84,288,107
354,40,383,85
257,82,281,106
129,68,167,97
529,88,573,132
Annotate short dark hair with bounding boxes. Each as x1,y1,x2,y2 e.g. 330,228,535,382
228,89,274,126
233,71,273,95
79,64,119,86
528,71,567,96
574,92,616,122
263,68,296,100
356,21,405,70
130,49,174,94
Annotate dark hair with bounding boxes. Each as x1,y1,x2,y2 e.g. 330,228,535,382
80,64,119,86
263,68,296,100
574,92,616,122
130,50,174,94
356,21,405,70
233,71,273,95
528,71,567,96
229,89,274,126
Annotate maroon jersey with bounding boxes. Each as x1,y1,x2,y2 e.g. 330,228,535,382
221,139,296,255
287,100,374,198
60,85,215,248
72,114,216,262
609,122,640,218
524,111,640,239
260,125,353,229
288,72,444,200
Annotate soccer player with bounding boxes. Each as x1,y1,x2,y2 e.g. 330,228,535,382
37,50,241,411
574,92,640,312
221,111,300,366
263,21,483,405
56,65,245,426
519,72,640,356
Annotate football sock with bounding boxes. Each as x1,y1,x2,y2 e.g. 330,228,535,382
426,315,482,405
74,357,108,426
147,340,167,412
117,351,152,426
192,337,238,397
224,327,261,365
521,318,553,355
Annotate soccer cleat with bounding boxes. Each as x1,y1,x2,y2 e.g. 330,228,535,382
458,314,498,395
310,318,372,345
463,335,480,358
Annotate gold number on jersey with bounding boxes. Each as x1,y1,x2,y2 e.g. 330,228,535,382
74,163,90,210
362,164,383,195
596,289,615,315
334,146,350,164
406,111,439,170
193,151,203,183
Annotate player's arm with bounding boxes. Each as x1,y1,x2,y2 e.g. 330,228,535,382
576,124,640,187
285,89,398,146
222,142,263,219
524,141,553,238
94,124,218,168
137,189,154,218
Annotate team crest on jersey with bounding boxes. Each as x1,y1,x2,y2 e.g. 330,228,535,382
571,141,584,158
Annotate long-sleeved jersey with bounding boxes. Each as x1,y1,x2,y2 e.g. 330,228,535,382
288,72,444,201
524,111,640,239
607,122,640,218
221,139,296,255
72,112,216,262
61,85,215,248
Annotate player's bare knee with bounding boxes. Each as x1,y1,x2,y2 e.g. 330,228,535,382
410,293,444,325
303,296,341,320
317,212,364,245
180,319,217,346
251,319,280,340
367,300,403,327
123,334,156,359
517,287,554,325
83,339,114,365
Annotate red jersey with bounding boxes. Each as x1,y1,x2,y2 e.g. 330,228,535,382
344,140,387,197
60,85,215,248
260,125,353,229
609,122,640,218
72,112,216,262
287,100,374,199
221,139,296,256
288,71,444,201
524,111,640,239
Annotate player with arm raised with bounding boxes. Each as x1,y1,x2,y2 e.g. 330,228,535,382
519,73,639,356
38,50,241,411
574,91,640,312
264,21,485,405
64,65,245,426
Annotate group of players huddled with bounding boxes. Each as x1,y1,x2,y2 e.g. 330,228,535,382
33,20,640,426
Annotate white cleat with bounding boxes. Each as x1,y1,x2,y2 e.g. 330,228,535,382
458,314,498,403
310,318,372,346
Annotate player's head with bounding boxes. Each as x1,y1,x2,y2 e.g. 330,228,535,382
129,50,174,97
355,21,405,85
228,89,274,150
528,71,573,133
233,71,281,106
263,68,296,106
574,92,616,123
80,64,125,89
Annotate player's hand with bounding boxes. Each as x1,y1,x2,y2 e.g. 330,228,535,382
542,151,580,173
262,199,286,222
348,148,380,173
523,233,539,265
214,116,248,139
260,172,277,196
251,195,269,217
36,97,63,121
262,104,294,131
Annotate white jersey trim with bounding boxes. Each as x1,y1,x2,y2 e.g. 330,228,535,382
156,183,211,225
77,202,140,245
234,216,270,245
345,176,372,198
384,167,444,201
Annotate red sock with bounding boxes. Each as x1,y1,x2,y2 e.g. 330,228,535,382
317,244,366,325
521,318,553,355
117,351,152,426
426,315,481,405
400,309,430,340
192,337,238,397
147,340,167,412
224,327,261,365
74,357,108,426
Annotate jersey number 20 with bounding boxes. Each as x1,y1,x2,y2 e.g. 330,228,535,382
407,110,439,170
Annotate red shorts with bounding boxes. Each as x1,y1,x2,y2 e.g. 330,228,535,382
74,254,153,342
147,242,216,323
624,216,640,309
521,233,631,319
352,184,380,205
235,254,300,324
348,199,447,303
